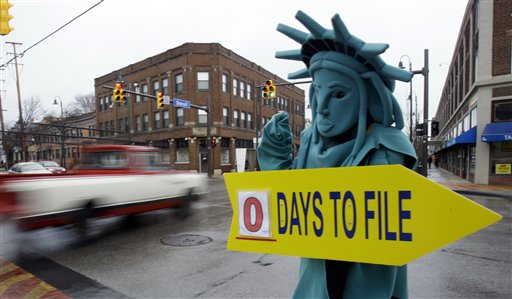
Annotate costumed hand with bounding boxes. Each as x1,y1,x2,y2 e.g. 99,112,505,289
257,112,293,171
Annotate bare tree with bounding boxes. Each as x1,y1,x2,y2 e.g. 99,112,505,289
22,96,47,126
68,92,95,115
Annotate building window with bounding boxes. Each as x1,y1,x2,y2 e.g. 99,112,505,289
198,109,207,125
234,110,240,127
222,74,229,93
223,107,229,126
110,121,114,135
176,108,184,126
141,84,148,101
104,96,109,111
162,78,169,95
240,81,245,99
136,115,141,132
163,110,169,128
470,107,477,127
153,80,160,96
493,100,512,122
248,113,253,129
197,72,209,90
176,138,189,163
125,117,130,133
241,112,246,128
233,79,238,96
154,112,161,129
135,85,141,103
118,119,123,132
143,114,149,131
175,74,183,93
247,84,252,100
99,97,103,112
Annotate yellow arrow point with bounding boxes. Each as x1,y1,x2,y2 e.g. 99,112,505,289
225,166,502,266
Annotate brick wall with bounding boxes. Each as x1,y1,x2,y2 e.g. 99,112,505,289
492,0,512,76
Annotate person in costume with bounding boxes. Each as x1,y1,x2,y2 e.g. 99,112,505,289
257,11,418,299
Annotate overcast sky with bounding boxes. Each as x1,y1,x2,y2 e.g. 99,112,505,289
1,0,468,125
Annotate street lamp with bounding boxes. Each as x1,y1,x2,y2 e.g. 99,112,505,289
53,96,66,167
398,55,414,143
398,50,429,177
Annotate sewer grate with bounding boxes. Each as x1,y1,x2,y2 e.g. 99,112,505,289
160,234,212,247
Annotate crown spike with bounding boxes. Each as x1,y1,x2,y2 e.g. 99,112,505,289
277,23,309,44
381,64,413,82
296,10,329,39
275,49,303,61
361,43,389,57
288,68,311,79
331,14,351,42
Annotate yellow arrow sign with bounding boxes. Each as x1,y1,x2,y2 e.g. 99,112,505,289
225,165,502,266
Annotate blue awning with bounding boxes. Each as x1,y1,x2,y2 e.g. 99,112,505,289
481,122,512,142
446,126,477,148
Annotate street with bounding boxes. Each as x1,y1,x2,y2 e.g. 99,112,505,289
1,176,511,298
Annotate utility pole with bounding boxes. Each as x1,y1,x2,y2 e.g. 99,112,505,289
6,41,25,162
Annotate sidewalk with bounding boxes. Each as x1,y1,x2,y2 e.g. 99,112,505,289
426,166,512,199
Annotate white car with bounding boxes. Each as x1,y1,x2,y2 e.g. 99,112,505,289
7,162,53,174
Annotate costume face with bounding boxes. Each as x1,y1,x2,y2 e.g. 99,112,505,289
313,67,361,138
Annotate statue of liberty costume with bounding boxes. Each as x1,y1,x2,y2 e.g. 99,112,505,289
257,11,418,298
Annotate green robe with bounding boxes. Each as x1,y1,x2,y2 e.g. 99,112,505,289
258,113,417,299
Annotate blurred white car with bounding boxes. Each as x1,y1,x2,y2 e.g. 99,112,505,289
8,162,53,174
39,161,66,173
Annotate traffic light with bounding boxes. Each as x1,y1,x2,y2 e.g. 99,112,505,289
0,0,14,36
262,79,277,99
157,92,164,109
113,82,126,103
211,138,216,148
431,121,439,137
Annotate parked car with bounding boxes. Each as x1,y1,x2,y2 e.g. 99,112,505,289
7,162,53,174
39,161,66,173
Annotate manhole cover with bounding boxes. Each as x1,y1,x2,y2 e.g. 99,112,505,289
160,234,212,247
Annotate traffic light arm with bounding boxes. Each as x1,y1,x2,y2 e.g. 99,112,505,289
102,85,208,112
255,80,312,89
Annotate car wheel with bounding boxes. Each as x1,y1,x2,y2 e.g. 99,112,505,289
76,202,93,239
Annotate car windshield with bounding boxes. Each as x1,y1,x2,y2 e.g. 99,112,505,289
41,161,60,167
21,163,46,171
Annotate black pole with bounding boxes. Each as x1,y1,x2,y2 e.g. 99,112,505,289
207,96,213,177
421,49,430,177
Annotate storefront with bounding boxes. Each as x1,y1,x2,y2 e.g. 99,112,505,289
481,122,512,185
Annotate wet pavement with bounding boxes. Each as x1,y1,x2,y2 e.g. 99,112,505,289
426,166,512,199
1,168,510,298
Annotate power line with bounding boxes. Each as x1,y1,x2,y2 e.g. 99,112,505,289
0,0,104,69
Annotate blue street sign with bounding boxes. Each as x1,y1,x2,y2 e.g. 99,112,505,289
173,98,191,109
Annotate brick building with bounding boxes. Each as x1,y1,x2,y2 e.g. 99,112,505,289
26,112,96,169
94,43,305,174
432,0,511,185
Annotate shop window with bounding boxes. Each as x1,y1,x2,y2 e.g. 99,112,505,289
490,142,512,174
176,138,189,163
